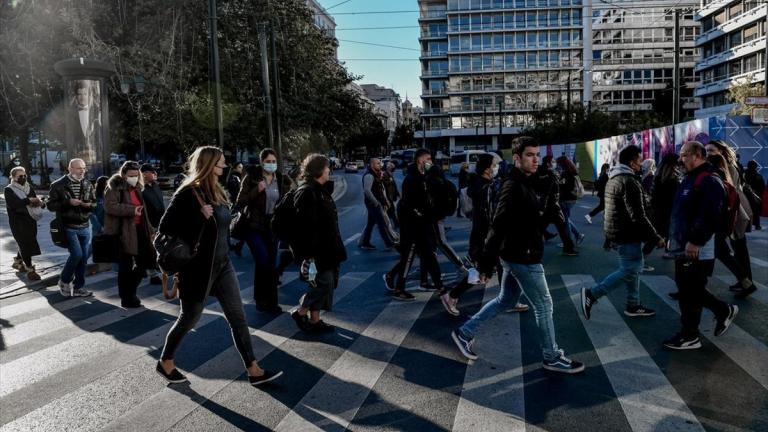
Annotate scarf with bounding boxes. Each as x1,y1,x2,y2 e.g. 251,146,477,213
9,181,44,221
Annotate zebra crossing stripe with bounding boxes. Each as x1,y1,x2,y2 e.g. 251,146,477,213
97,272,373,432
642,275,768,391
750,256,768,268
274,289,434,431
452,280,526,432
715,276,768,305
563,275,704,432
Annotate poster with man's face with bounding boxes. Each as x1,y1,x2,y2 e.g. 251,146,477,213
67,79,102,169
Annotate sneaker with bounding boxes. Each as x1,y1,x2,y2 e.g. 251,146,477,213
663,333,702,350
625,305,656,317
584,214,592,224
576,233,586,245
642,264,654,272
291,309,311,331
382,273,395,292
714,305,738,337
27,269,41,281
149,276,163,285
307,320,335,334
155,362,188,384
440,293,460,316
249,370,283,386
12,257,24,271
451,329,478,360
392,290,415,302
542,355,585,374
58,280,73,297
562,249,579,257
580,287,597,320
72,287,93,297
418,283,438,292
505,303,530,313
733,284,757,299
121,298,142,308
359,243,376,251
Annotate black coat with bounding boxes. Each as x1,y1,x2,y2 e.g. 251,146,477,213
157,186,220,302
292,179,347,271
398,163,435,224
467,173,493,262
558,172,578,202
141,182,165,228
651,174,680,239
533,167,567,225
603,167,663,245
4,185,42,257
47,175,96,227
236,167,294,233
744,168,765,199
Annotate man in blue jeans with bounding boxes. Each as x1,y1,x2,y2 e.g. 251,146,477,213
47,159,96,297
451,137,584,374
580,145,665,320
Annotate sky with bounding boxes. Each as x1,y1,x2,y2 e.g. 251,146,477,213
317,0,423,107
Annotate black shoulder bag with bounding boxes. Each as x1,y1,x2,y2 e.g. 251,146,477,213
154,188,207,274
92,189,122,263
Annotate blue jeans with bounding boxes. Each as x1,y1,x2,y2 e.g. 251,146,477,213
560,201,581,239
460,261,564,362
245,230,279,308
591,243,643,307
61,226,92,289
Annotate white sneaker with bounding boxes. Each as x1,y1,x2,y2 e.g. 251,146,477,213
584,214,592,224
467,268,481,284
58,280,73,297
440,293,460,316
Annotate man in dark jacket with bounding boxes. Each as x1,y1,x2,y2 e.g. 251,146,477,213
535,158,578,255
451,137,584,374
581,146,665,321
291,154,347,333
141,163,165,285
662,141,737,350
359,158,396,250
47,158,96,297
383,149,442,301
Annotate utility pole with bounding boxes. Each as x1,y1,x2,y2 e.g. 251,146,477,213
421,117,426,148
498,100,503,147
566,69,572,130
483,106,487,135
673,8,681,125
270,26,284,169
208,0,224,148
257,22,275,153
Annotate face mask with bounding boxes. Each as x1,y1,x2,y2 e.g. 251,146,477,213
126,176,139,187
492,166,500,177
423,162,432,172
15,176,27,185
263,162,277,173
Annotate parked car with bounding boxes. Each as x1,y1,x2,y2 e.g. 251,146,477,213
354,160,365,169
329,157,342,170
345,162,359,173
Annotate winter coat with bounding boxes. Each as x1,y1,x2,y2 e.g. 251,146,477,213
744,168,765,201
533,166,567,225
595,172,609,198
668,162,724,258
466,173,494,262
236,166,294,233
651,174,679,239
727,164,752,240
47,175,96,228
398,163,435,224
425,166,457,220
158,186,221,302
4,185,42,257
382,170,400,204
141,182,165,228
292,179,347,272
481,166,546,272
558,171,578,202
362,168,390,208
602,165,663,245
103,174,156,259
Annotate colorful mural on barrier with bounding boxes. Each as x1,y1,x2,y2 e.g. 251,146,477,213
574,115,768,182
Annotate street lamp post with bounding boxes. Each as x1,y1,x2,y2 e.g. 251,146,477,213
121,75,146,161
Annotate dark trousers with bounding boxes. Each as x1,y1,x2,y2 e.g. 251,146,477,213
715,236,749,282
161,259,256,368
553,218,576,251
588,198,605,217
675,259,729,338
245,230,279,309
389,235,442,291
361,204,395,247
730,236,752,281
300,267,339,312
117,228,151,302
15,251,32,267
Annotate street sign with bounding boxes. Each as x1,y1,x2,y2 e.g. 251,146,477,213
745,96,768,106
752,107,768,125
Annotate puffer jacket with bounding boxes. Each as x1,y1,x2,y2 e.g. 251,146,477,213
47,175,96,228
103,174,156,258
603,165,663,245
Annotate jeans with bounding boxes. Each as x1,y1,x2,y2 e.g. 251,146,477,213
560,201,581,239
161,259,256,368
675,259,729,338
361,204,395,247
245,230,279,309
61,226,92,289
460,261,563,362
591,243,643,307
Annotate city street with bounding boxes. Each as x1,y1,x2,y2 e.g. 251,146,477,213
1,171,767,431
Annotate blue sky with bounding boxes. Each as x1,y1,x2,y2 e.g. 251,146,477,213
317,0,423,107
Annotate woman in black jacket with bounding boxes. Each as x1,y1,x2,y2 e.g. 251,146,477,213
556,156,584,244
5,166,44,280
156,146,282,386
236,149,294,312
585,163,609,224
651,153,680,259
290,153,347,333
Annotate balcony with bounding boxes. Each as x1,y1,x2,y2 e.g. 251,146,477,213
592,56,698,69
420,70,449,78
696,4,767,46
419,10,447,21
695,69,766,97
696,0,736,20
420,31,448,40
447,84,583,94
421,88,449,97
695,35,767,72
420,50,448,59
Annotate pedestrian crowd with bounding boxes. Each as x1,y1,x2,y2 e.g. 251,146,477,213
4,136,766,385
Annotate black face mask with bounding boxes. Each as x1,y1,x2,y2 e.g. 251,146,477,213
16,176,27,185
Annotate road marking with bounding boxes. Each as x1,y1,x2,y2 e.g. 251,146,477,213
750,256,768,268
343,233,362,246
715,276,768,305
643,275,768,391
274,290,433,431
96,273,374,432
564,275,704,432
452,279,526,432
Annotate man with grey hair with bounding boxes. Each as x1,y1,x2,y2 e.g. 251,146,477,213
48,158,96,297
359,157,396,250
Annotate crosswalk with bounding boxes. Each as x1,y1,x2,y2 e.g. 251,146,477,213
1,259,767,431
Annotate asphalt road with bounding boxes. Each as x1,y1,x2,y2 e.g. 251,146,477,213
1,171,767,432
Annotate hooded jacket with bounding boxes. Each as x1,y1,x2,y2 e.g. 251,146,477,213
602,164,662,245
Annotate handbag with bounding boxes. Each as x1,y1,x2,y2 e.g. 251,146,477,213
229,205,250,240
92,232,121,263
50,217,69,248
154,189,206,274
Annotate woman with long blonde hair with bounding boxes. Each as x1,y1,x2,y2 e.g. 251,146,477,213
156,146,283,385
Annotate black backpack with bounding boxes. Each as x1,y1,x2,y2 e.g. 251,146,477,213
439,179,458,219
271,185,306,245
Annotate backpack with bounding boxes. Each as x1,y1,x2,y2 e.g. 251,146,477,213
459,187,472,217
693,171,738,236
271,185,306,244
437,179,458,219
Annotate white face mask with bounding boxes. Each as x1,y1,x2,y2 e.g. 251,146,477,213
423,162,433,172
263,162,277,173
492,166,500,177
126,176,139,187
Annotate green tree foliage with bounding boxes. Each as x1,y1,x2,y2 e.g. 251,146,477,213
728,75,765,116
391,123,414,150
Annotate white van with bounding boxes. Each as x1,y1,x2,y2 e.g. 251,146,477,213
449,150,488,176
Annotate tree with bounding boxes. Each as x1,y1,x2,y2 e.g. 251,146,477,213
391,124,414,150
728,75,765,115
